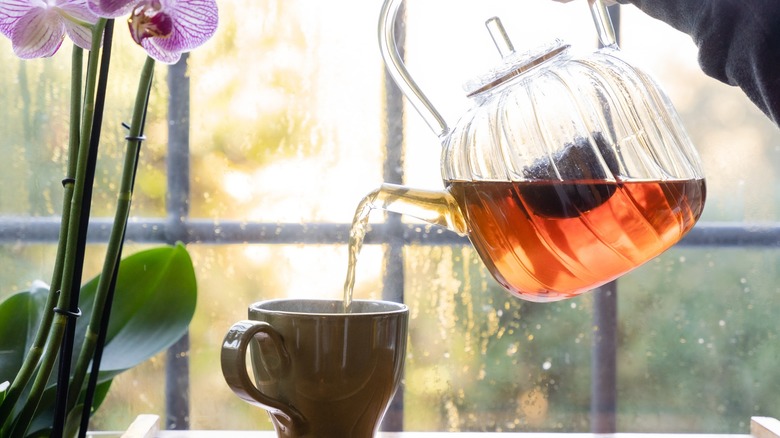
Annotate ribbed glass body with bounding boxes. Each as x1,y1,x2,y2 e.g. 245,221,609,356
442,44,704,184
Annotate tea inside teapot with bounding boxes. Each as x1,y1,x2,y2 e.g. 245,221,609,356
445,175,705,302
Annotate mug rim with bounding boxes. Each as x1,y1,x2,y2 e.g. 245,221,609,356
250,298,408,316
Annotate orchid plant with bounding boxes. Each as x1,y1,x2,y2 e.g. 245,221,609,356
0,0,218,436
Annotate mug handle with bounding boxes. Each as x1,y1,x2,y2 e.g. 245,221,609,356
220,320,306,430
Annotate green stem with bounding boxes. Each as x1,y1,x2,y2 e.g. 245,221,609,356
0,45,84,431
10,19,107,437
66,56,156,416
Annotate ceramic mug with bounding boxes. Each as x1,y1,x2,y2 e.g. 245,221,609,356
221,299,408,438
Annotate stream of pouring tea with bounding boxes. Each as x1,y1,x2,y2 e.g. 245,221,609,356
343,188,379,312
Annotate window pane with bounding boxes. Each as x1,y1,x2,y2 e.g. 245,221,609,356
187,0,384,223
404,245,594,431
0,55,71,216
618,248,780,432
0,48,171,219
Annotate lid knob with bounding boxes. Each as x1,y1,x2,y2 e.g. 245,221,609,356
486,17,515,59
463,17,569,97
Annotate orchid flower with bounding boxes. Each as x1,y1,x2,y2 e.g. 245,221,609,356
89,0,218,64
0,0,99,58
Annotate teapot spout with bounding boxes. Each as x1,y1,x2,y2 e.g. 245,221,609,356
369,183,468,236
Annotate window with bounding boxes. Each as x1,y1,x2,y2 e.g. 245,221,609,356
2,0,779,434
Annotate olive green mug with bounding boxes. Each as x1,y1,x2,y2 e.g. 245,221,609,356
221,299,408,438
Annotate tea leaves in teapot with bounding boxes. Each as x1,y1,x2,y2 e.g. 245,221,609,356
519,133,620,218
517,180,617,219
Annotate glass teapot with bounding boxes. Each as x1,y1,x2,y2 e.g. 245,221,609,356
371,0,706,302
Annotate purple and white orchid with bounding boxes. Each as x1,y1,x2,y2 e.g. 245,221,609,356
90,0,218,64
0,0,218,63
0,0,99,59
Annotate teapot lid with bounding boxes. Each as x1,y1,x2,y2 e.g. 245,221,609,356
463,17,569,97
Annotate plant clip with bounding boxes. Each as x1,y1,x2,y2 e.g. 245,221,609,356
125,134,147,142
52,306,83,319
61,177,76,188
122,122,146,143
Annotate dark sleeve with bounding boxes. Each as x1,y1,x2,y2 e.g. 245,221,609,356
618,0,780,126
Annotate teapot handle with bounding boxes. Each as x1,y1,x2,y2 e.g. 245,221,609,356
378,0,449,138
588,0,618,48
377,0,618,139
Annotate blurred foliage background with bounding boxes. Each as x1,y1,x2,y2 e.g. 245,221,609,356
0,0,779,434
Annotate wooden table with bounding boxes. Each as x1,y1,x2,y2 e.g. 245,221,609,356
102,415,780,438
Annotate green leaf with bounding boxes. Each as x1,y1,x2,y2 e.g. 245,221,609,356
78,243,197,376
27,373,114,436
0,243,196,436
0,282,50,386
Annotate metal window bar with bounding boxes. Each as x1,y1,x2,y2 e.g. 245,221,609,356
2,4,780,434
3,218,779,247
380,0,407,431
590,5,620,434
164,52,192,431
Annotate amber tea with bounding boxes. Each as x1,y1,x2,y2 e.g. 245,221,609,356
343,183,467,311
343,192,374,312
447,178,705,302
